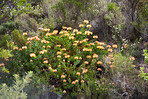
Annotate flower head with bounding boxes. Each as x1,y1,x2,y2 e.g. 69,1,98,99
30,53,36,57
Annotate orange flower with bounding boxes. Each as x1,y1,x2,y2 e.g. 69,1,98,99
46,33,51,36
81,80,85,83
75,80,78,83
124,44,128,48
86,55,91,59
63,79,66,82
130,56,135,60
65,55,70,58
93,54,98,58
72,81,76,84
97,46,105,50
107,45,111,48
48,67,52,70
53,69,57,72
97,61,102,64
26,41,31,44
112,83,115,85
112,44,117,48
40,51,44,54
47,45,51,48
61,75,66,78
53,30,58,34
19,48,22,51
0,63,4,66
30,60,33,62
13,47,18,50
76,72,80,76
93,35,98,39
63,90,66,93
97,68,102,71
132,65,136,67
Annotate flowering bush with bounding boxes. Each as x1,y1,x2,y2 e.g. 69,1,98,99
10,20,118,97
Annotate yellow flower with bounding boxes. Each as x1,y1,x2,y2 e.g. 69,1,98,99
86,24,91,28
90,43,95,46
124,44,128,48
93,54,98,58
93,35,98,39
74,41,79,43
77,32,82,35
74,56,79,60
73,29,78,33
71,33,75,36
84,61,89,64
57,51,62,55
22,46,27,49
30,53,36,57
63,90,66,93
132,65,136,67
46,33,51,36
64,33,69,36
53,30,58,34
73,43,77,46
13,47,18,50
23,32,27,35
40,51,44,54
112,44,118,48
53,69,57,72
63,27,67,29
82,69,88,73
97,42,105,46
97,46,105,50
79,24,84,28
61,75,66,78
97,61,102,64
75,80,78,83
86,55,91,59
76,72,80,76
72,81,76,84
56,45,61,47
79,57,82,60
130,56,135,60
83,20,89,24
107,45,111,48
63,79,66,82
65,55,70,58
57,55,61,58
48,67,52,70
47,45,51,48
61,48,66,51
108,49,113,52
43,60,48,64
81,80,85,83
67,27,72,31
59,31,63,35
43,50,47,53
43,46,46,48
69,36,74,40
42,28,50,32
30,60,33,62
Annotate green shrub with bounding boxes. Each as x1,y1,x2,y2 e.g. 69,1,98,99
10,20,118,97
11,29,26,47
0,34,11,48
143,49,148,64
0,71,33,99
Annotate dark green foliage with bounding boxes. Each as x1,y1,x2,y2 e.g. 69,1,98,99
11,29,26,47
0,34,11,49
